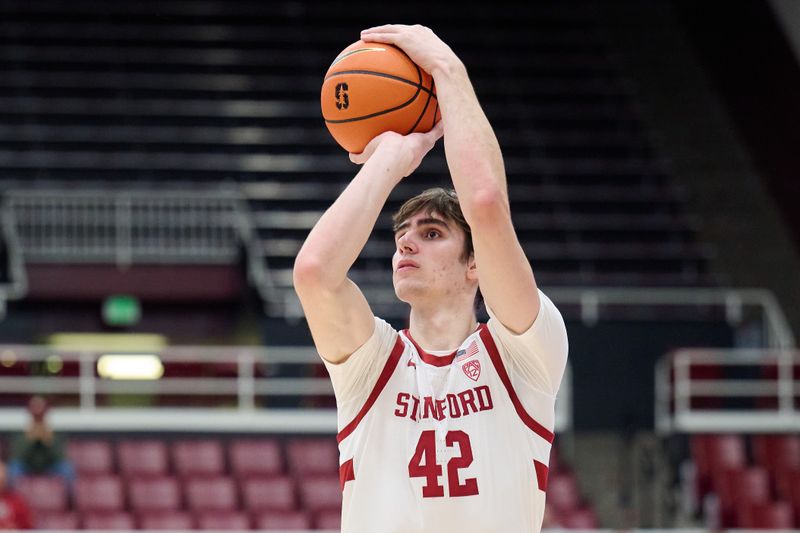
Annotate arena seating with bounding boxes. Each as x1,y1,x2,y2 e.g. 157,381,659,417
14,475,68,513
0,0,721,320
686,434,800,528
3,434,594,530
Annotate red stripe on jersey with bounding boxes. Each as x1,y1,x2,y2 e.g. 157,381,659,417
336,335,405,444
402,329,456,367
533,459,549,491
479,324,555,444
339,458,355,490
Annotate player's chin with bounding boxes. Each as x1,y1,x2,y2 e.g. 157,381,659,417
393,279,421,303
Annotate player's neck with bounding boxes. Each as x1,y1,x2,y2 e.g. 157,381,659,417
407,303,478,352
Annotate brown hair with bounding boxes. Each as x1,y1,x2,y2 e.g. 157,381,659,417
392,187,473,262
392,187,483,311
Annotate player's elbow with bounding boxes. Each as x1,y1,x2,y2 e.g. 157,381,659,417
464,185,508,224
292,254,327,293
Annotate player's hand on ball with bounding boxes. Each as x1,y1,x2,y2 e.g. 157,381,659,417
350,120,443,177
360,24,460,76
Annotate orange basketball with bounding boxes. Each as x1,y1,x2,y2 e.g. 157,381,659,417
321,40,441,153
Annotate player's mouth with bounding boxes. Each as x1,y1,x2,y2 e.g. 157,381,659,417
395,259,420,273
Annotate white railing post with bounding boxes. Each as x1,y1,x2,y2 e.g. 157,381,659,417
79,351,96,410
778,349,794,414
238,350,256,411
674,352,691,421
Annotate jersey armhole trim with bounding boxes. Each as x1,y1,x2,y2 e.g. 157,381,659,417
339,458,355,490
479,324,555,444
336,335,405,444
533,459,549,491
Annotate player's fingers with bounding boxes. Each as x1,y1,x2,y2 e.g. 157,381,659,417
361,24,405,35
360,32,399,45
349,151,366,164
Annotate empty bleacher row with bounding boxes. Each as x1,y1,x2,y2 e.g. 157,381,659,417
684,434,800,529
0,0,721,317
1,435,594,530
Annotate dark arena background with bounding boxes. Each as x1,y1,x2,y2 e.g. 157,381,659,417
1,0,800,531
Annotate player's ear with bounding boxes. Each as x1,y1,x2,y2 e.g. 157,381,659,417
466,253,478,282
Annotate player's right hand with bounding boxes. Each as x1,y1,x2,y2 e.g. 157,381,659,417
360,24,460,78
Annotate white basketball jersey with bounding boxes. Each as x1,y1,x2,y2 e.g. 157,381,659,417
325,292,567,533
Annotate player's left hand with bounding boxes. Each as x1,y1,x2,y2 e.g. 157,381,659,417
360,24,461,77
349,120,443,178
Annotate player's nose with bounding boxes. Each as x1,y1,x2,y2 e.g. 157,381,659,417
396,232,417,254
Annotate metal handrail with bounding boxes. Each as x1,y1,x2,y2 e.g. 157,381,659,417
655,348,799,433
4,188,246,265
546,287,794,349
0,344,572,433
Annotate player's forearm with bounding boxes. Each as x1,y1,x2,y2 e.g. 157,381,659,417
294,152,403,289
432,60,510,220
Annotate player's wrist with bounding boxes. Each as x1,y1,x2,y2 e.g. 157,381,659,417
363,142,413,181
430,56,466,81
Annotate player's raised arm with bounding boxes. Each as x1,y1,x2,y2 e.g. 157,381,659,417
361,25,540,334
293,126,443,364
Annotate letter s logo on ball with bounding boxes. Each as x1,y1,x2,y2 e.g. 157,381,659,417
335,82,349,110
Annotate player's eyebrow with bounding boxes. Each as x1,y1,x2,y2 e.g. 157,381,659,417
394,217,450,237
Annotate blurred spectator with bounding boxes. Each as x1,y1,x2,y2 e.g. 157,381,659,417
7,397,75,488
0,460,33,529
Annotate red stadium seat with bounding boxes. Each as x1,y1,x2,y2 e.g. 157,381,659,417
138,511,195,530
67,439,114,475
74,475,125,512
739,501,795,529
561,507,599,529
297,475,342,513
196,511,251,530
254,510,312,530
286,438,339,476
118,440,169,477
82,511,136,530
35,511,80,530
185,476,239,512
546,472,581,514
129,476,182,512
314,509,342,530
230,439,284,477
753,435,800,495
242,476,298,512
173,439,225,477
715,467,770,527
14,475,68,512
692,434,746,499
786,469,800,524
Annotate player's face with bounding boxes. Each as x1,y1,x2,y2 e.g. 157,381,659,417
392,211,475,304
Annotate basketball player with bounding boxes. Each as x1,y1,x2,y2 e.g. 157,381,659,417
294,24,568,532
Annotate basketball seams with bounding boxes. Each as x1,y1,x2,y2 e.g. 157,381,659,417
328,47,388,69
324,70,436,97
324,81,421,124
406,78,434,135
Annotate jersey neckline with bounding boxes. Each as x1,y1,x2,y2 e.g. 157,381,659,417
401,324,486,367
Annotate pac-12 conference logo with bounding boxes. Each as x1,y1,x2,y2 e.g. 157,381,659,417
462,360,481,381
335,82,349,110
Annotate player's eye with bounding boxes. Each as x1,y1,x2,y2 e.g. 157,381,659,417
424,230,440,239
